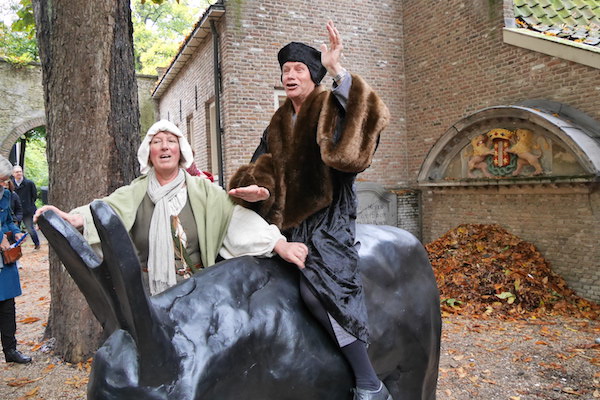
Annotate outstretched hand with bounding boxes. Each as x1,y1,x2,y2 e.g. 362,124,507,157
228,185,270,203
274,239,308,269
320,20,344,76
34,205,84,229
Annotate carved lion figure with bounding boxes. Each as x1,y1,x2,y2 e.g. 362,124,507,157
507,128,543,176
467,134,494,178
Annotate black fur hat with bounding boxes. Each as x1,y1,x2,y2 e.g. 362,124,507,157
277,42,327,84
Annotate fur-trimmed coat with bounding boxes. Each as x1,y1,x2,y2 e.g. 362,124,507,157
229,74,389,230
229,74,389,342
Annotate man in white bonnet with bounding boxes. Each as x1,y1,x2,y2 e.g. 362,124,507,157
36,120,308,295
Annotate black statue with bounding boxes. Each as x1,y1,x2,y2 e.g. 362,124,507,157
37,201,441,400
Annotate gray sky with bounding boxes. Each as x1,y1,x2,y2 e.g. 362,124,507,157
0,0,19,27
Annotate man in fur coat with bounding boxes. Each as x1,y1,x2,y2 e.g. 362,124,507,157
229,21,391,400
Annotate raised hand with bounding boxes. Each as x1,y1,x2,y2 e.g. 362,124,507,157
320,20,344,76
34,205,84,229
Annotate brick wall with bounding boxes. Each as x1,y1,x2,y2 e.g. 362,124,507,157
218,0,405,186
156,30,218,174
403,0,599,181
403,0,600,302
156,0,600,302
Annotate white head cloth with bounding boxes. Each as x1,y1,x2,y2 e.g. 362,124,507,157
137,120,194,174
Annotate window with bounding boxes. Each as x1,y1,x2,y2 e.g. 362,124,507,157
186,114,195,152
274,89,287,110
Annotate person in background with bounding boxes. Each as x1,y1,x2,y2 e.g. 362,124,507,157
0,156,30,364
185,150,215,182
3,180,23,226
12,166,40,250
2,180,23,269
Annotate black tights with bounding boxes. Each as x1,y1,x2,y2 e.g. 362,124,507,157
299,276,380,390
0,298,17,353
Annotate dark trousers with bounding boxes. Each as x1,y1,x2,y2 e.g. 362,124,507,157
22,214,40,246
0,298,17,352
299,276,380,390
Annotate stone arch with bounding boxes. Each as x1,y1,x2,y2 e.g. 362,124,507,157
2,111,47,158
418,101,600,185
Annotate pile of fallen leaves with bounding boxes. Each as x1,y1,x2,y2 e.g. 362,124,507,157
426,224,600,319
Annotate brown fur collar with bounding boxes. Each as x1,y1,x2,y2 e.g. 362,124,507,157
229,74,389,230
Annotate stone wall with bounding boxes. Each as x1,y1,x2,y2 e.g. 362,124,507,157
136,74,159,138
396,189,421,239
0,59,45,156
0,58,157,154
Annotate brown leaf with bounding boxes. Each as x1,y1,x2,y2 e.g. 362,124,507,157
18,317,40,324
43,364,56,373
7,377,43,387
65,376,89,389
562,387,582,395
24,386,40,397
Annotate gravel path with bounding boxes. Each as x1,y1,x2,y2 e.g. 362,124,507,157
1,241,598,399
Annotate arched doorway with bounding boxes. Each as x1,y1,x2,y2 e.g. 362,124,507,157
5,114,49,205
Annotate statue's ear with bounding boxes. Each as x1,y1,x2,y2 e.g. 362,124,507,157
36,208,119,334
89,200,179,386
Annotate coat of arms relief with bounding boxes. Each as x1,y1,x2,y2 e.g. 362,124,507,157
464,128,550,179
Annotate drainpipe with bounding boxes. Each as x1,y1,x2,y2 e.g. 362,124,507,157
210,19,225,188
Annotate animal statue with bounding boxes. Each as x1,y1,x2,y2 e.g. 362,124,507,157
467,134,494,178
507,128,544,176
37,201,442,400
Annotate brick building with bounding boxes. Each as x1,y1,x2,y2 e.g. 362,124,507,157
151,0,600,302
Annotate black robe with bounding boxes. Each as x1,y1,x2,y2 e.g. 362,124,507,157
230,74,389,341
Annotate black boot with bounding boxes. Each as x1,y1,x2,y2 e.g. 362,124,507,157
353,381,392,400
4,349,32,364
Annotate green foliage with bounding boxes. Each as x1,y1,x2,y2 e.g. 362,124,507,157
11,0,34,35
441,298,463,308
132,0,210,75
2,0,211,73
22,127,48,206
0,0,37,64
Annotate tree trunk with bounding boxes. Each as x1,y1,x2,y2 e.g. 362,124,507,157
32,0,140,362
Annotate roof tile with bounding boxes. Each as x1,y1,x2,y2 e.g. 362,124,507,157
513,0,600,49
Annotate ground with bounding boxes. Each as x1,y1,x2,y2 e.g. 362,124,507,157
1,240,599,400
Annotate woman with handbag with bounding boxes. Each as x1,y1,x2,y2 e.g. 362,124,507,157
0,156,31,364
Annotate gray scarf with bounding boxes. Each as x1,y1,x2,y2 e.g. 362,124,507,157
146,168,187,295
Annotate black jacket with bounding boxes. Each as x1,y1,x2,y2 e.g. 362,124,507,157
12,177,37,216
9,190,23,223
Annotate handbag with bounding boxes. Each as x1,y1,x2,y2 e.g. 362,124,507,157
2,245,22,264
